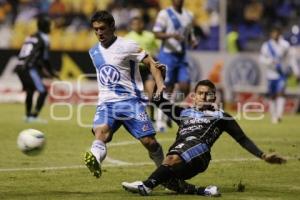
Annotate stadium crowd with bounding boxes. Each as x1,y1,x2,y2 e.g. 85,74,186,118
0,0,300,51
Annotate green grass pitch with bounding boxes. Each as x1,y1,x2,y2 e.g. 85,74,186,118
0,103,299,200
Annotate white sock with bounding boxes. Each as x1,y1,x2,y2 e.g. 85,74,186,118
156,109,166,131
269,99,277,122
90,140,107,163
276,97,285,120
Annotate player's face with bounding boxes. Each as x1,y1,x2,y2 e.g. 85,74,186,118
270,30,280,41
131,19,144,33
92,21,115,46
194,85,216,109
172,0,184,8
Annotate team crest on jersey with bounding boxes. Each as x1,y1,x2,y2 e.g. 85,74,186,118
99,64,121,86
142,124,150,132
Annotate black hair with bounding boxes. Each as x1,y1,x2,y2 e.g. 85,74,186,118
194,79,216,92
90,10,115,28
37,15,51,33
270,23,283,33
130,16,143,22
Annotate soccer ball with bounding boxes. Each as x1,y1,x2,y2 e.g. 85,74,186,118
17,129,46,156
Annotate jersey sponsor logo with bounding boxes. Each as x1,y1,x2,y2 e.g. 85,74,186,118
99,64,121,86
174,143,184,149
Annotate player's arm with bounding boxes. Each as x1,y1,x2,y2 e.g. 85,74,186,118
154,31,184,41
40,59,59,79
259,43,275,66
287,46,300,80
222,112,286,164
142,55,166,97
39,41,59,79
188,31,198,49
151,94,184,125
188,16,198,49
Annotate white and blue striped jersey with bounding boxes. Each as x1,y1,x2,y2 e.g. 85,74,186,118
89,37,147,105
153,7,194,54
260,37,299,79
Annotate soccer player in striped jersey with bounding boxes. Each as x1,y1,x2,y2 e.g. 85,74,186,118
84,11,166,178
153,0,198,132
260,25,300,124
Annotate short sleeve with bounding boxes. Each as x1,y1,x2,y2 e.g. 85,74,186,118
153,10,168,33
127,40,148,62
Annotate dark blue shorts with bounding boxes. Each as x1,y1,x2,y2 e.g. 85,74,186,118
268,77,286,96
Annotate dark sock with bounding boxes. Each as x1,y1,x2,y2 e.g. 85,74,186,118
163,178,205,195
143,165,174,189
34,91,47,116
25,90,34,117
195,187,206,195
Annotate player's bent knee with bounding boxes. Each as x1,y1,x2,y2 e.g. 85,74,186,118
140,136,159,151
163,154,183,166
93,125,112,143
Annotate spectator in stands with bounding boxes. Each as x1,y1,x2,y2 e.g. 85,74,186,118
243,0,263,25
49,0,66,28
49,0,65,18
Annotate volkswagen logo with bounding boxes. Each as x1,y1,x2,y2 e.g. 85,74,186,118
99,65,121,86
227,57,261,87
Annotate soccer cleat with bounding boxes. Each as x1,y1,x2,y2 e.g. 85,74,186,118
204,185,221,197
122,181,152,196
84,151,101,178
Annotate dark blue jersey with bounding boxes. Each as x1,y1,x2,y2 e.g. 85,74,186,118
15,32,56,78
153,97,264,158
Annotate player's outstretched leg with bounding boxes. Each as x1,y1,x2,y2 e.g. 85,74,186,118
163,178,221,197
84,151,101,178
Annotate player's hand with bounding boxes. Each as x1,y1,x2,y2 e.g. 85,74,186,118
153,84,166,101
191,39,198,49
262,153,287,164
